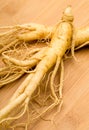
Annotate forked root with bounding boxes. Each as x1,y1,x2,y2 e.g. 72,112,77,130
0,59,64,129
0,6,74,130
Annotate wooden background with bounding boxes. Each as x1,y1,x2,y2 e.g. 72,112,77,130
0,0,89,130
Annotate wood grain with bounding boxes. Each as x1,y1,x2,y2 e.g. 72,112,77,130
0,0,89,130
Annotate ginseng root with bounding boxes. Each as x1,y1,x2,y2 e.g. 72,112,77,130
0,6,73,129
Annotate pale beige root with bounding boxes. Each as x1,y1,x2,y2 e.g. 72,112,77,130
18,24,53,41
74,28,89,51
49,59,64,122
75,26,89,47
70,26,89,60
62,26,89,60
0,103,27,124
0,6,73,129
0,93,27,124
2,47,47,67
59,59,64,98
10,73,34,101
71,27,78,60
50,56,61,102
0,23,52,32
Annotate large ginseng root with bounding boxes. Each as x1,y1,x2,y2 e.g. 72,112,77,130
0,6,73,129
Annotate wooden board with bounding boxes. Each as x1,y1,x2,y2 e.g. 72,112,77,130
0,0,89,130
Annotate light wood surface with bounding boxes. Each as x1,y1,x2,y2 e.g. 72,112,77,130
0,0,89,130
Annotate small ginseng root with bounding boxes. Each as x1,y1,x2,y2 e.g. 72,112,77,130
0,6,73,130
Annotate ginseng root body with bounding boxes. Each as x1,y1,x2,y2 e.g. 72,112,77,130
0,6,73,129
